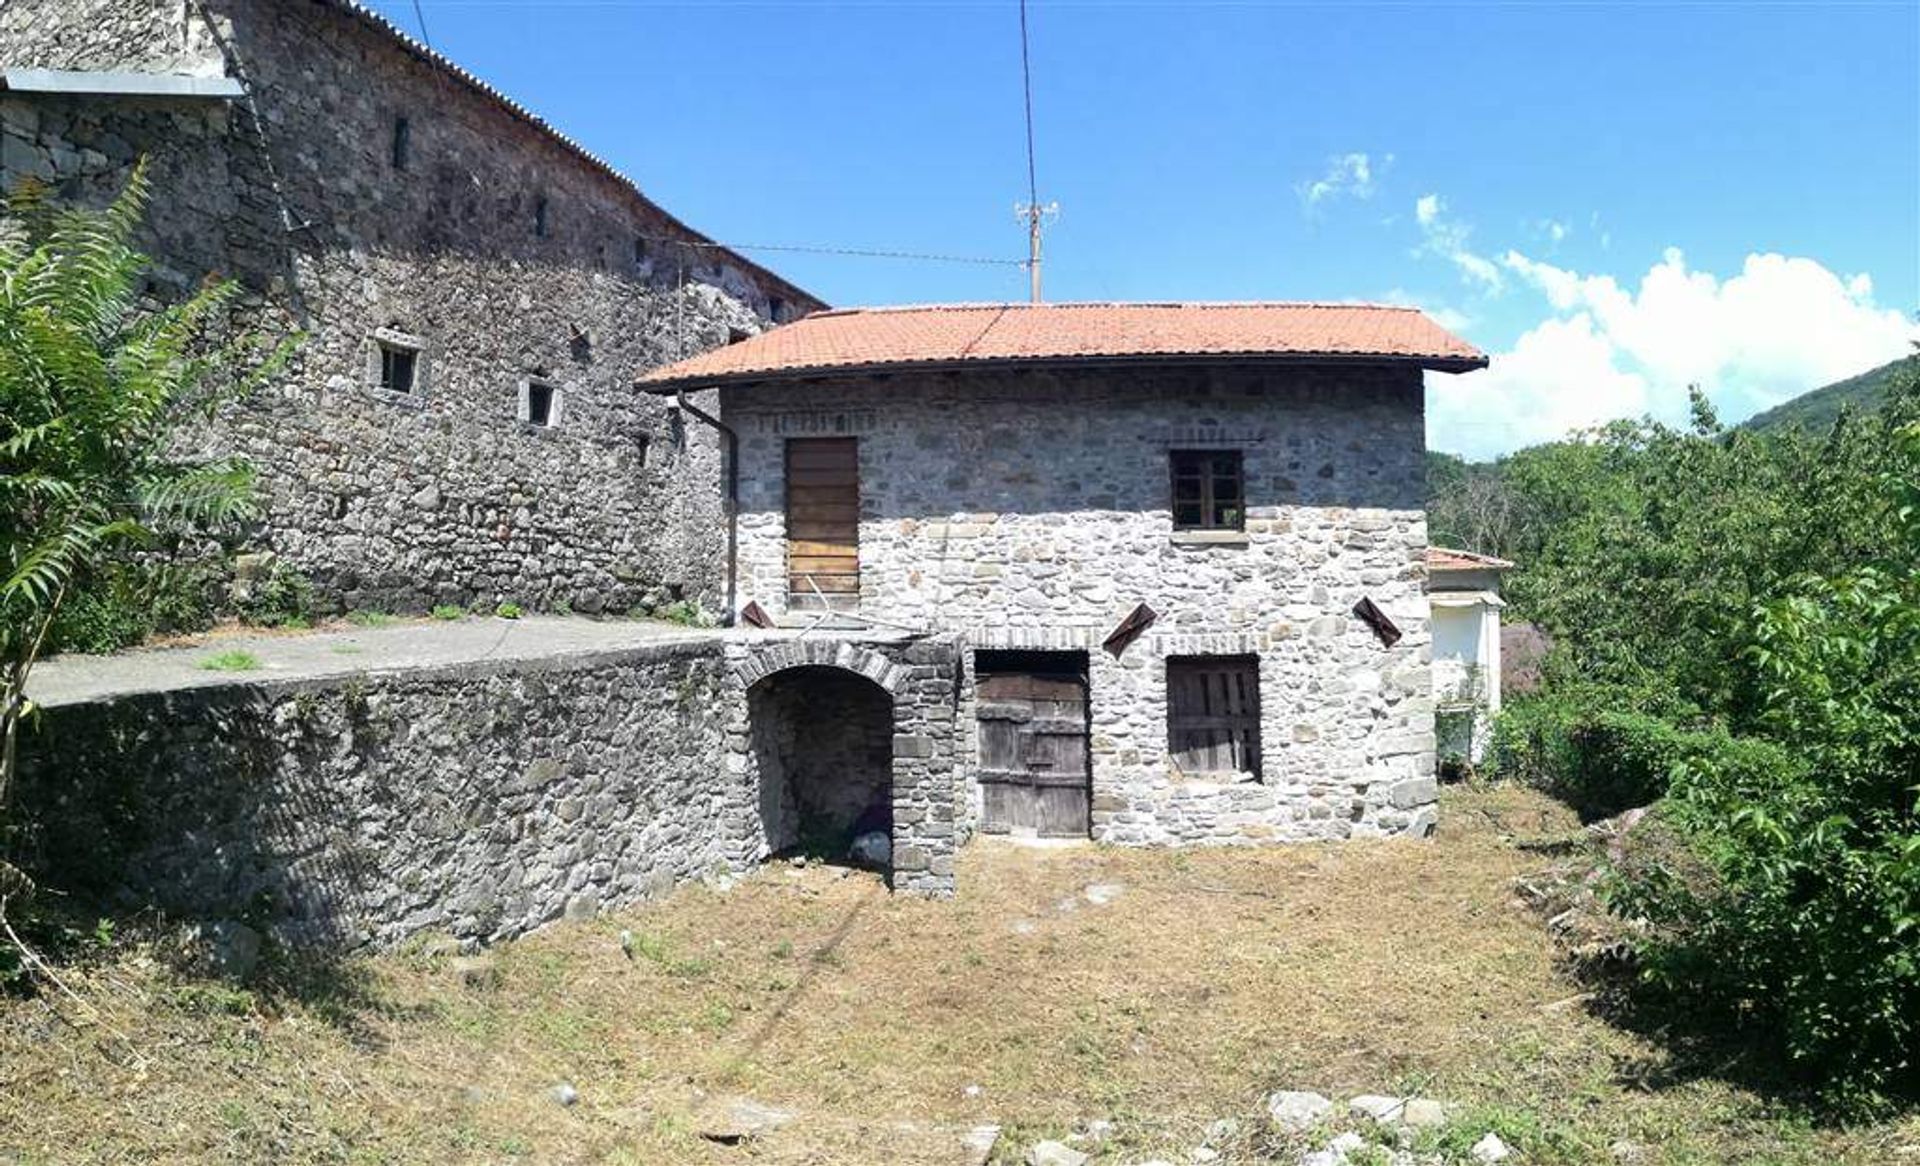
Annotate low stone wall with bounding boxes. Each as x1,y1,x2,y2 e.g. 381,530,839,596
15,640,744,948
12,630,962,950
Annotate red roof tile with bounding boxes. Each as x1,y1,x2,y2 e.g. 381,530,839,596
1427,546,1516,571
639,301,1487,389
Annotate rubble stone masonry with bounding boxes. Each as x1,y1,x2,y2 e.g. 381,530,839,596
726,362,1438,845
0,0,821,614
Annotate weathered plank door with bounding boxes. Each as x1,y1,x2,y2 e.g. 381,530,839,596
976,661,1090,837
785,437,859,610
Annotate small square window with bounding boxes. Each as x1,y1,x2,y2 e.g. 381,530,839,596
521,379,560,427
767,296,786,322
379,342,417,394
391,116,410,170
1167,655,1262,780
1169,449,1245,531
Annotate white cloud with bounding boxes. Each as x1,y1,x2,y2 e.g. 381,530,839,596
1428,243,1917,459
1412,194,1503,291
1300,152,1390,208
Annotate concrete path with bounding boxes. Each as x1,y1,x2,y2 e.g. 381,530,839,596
25,615,724,708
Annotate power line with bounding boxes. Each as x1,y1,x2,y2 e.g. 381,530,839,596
1015,0,1057,303
410,0,433,48
1018,0,1038,212
640,234,1025,268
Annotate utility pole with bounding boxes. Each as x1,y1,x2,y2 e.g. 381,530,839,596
1017,199,1058,303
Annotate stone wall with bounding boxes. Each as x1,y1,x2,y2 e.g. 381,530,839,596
724,363,1437,845
0,0,822,615
14,640,743,948
12,630,960,948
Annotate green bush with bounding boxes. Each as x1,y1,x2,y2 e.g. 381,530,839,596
45,560,220,655
494,602,522,620
430,604,465,621
232,555,314,629
1604,419,1920,1109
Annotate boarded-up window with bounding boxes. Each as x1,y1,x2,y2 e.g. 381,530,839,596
1170,449,1244,531
1167,655,1262,779
786,437,859,609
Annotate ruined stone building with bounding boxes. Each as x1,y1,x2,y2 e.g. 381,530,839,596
642,303,1486,847
0,0,822,615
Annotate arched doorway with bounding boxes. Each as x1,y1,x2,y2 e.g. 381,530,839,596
748,665,894,868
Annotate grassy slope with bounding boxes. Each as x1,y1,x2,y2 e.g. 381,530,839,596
1,786,1914,1165
1740,358,1906,434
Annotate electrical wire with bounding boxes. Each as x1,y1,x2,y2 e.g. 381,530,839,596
410,0,433,48
1019,0,1039,211
639,235,1026,267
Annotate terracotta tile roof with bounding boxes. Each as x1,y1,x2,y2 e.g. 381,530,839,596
1427,546,1516,571
638,301,1487,389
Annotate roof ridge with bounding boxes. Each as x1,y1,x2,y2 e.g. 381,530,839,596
814,300,1426,316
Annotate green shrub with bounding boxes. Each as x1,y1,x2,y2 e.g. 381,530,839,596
494,602,522,620
1604,419,1920,1109
657,599,712,628
232,556,314,629
430,604,465,621
45,560,222,655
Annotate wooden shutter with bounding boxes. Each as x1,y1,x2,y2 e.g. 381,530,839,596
1167,656,1262,778
786,437,858,609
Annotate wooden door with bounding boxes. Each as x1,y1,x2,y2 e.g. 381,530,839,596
976,657,1090,837
786,437,858,610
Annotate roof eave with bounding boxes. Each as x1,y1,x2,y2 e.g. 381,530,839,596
639,349,1488,395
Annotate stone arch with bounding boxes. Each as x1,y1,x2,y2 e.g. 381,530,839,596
724,636,958,897
731,639,912,696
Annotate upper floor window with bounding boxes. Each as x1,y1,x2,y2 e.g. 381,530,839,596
1170,449,1244,531
533,196,549,238
634,237,648,265
520,378,559,428
391,116,410,170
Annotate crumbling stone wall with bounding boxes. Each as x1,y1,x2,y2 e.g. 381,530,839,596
0,0,821,615
725,363,1436,846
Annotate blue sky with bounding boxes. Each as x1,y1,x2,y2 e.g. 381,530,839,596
370,1,1919,457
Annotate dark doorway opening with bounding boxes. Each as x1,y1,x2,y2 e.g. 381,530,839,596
974,650,1091,838
750,666,894,868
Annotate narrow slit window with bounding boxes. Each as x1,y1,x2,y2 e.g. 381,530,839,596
378,342,417,394
390,115,410,170
1166,655,1263,780
634,237,648,265
521,379,558,427
1169,449,1245,531
533,196,549,238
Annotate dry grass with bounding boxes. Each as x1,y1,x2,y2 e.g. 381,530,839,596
2,785,1915,1164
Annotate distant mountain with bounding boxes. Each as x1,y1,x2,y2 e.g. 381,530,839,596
1741,357,1911,434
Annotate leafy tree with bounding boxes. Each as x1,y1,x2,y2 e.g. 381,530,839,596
1611,414,1920,1106
0,163,292,903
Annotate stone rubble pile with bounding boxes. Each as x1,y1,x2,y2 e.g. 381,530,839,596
1015,1087,1521,1166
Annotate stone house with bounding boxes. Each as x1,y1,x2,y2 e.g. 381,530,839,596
1427,546,1513,766
641,303,1487,847
0,0,822,615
